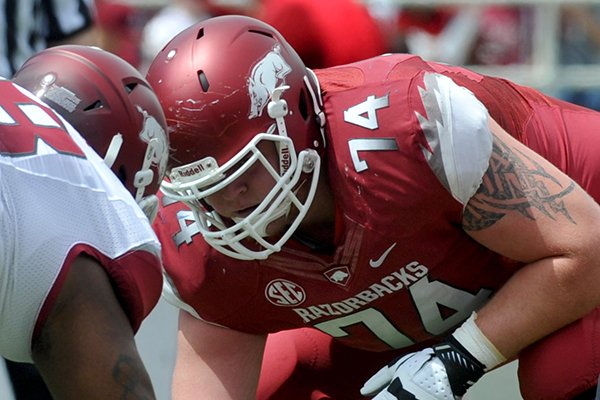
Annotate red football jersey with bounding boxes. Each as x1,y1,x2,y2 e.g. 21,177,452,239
156,54,522,352
156,53,600,399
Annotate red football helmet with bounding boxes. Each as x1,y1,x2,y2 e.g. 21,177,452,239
147,15,326,260
13,45,169,221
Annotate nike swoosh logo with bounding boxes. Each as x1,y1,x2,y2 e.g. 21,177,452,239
369,242,397,268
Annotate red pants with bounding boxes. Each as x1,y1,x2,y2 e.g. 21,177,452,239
518,307,600,399
257,328,435,400
258,308,600,399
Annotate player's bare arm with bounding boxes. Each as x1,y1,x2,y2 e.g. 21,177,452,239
463,139,575,232
32,255,156,400
174,311,267,400
462,118,600,360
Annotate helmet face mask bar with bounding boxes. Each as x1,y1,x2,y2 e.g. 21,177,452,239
162,127,321,261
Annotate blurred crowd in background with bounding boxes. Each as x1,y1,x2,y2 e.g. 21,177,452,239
86,0,600,110
94,0,534,70
4,0,600,108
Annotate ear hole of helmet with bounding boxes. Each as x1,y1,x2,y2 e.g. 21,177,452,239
83,100,103,111
198,70,210,92
117,165,127,186
124,82,137,94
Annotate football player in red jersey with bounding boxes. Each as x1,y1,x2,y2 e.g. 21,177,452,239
0,45,169,399
147,15,600,400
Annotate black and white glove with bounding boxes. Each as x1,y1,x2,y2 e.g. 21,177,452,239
360,337,485,400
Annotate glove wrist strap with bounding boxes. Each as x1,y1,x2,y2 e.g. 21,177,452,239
452,312,506,371
433,336,485,396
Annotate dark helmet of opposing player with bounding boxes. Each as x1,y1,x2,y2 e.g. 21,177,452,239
147,15,326,260
13,45,169,221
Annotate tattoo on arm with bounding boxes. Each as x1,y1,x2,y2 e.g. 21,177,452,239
463,137,575,231
112,355,152,400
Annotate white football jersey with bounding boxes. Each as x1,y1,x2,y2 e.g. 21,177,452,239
0,80,162,362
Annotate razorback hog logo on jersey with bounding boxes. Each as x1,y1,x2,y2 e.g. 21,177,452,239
324,266,351,287
265,278,306,307
247,45,291,119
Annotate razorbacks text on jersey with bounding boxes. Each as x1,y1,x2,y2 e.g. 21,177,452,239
0,80,163,362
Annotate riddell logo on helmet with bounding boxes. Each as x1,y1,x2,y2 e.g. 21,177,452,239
172,157,218,182
178,164,205,178
179,167,204,177
280,146,291,172
172,163,207,182
247,45,291,119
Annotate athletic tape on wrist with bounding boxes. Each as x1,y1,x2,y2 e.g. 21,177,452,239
452,312,506,371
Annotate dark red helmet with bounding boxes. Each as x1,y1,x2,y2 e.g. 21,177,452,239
146,14,325,168
13,45,169,221
147,15,326,260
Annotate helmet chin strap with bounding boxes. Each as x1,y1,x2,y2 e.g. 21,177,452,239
305,69,326,146
104,132,159,222
232,179,307,238
267,85,292,177
137,194,159,223
266,85,295,232
232,197,291,238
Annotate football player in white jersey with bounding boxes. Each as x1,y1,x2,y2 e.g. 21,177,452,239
0,45,169,399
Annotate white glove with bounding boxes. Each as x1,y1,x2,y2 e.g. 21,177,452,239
360,338,485,400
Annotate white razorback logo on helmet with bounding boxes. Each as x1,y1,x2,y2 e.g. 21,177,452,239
139,106,168,177
247,44,291,119
134,105,168,200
